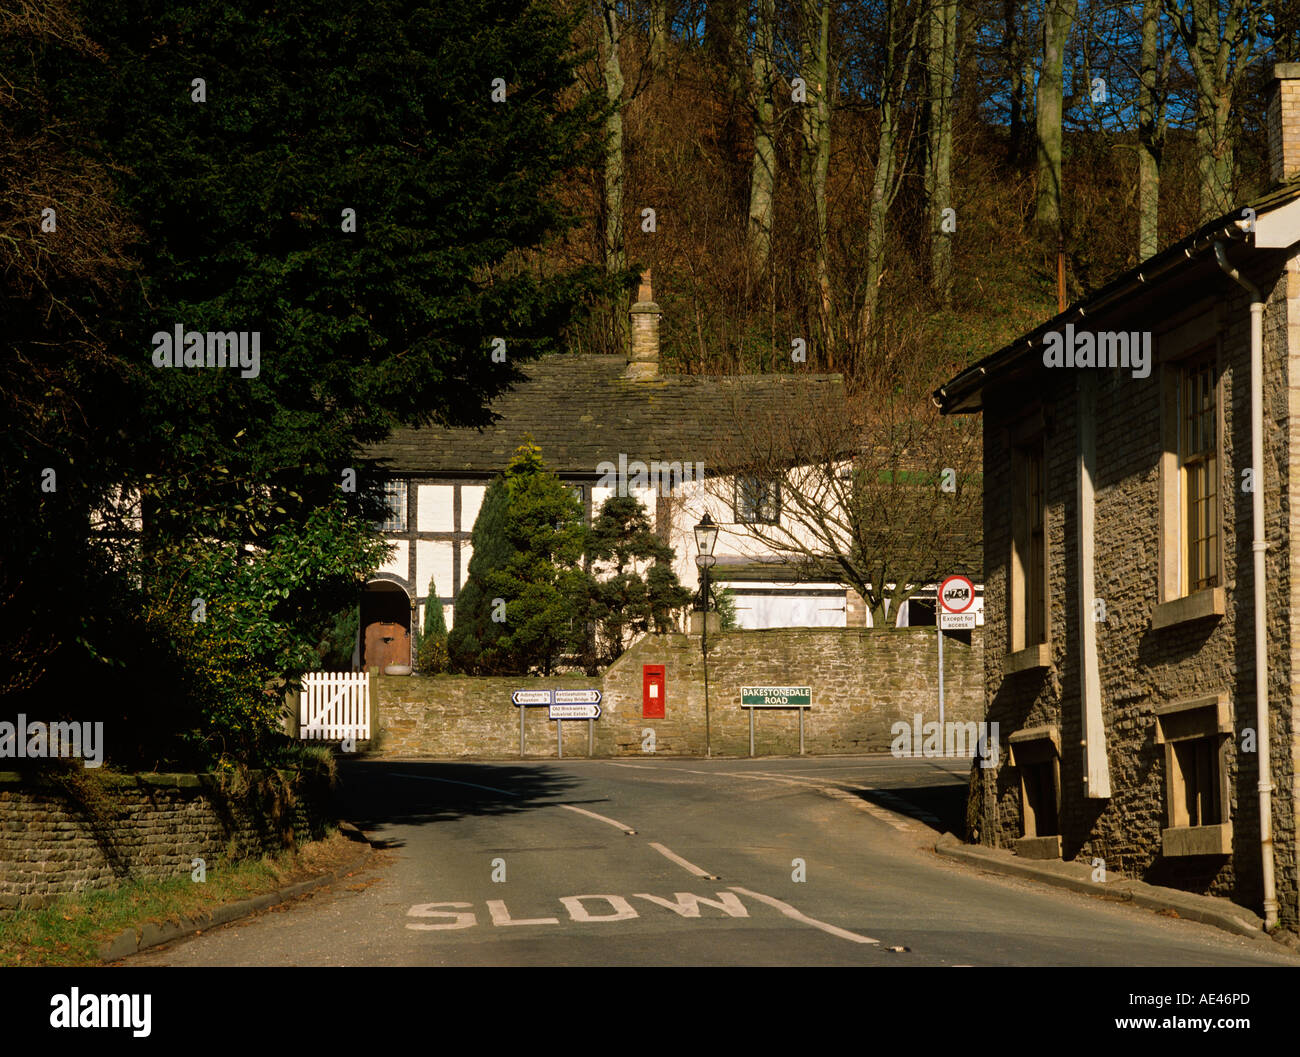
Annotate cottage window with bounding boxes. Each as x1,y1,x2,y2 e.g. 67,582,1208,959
1171,738,1221,826
1009,727,1061,858
1009,439,1047,653
1155,695,1232,856
380,479,408,533
1154,340,1225,627
735,476,780,524
1180,357,1219,592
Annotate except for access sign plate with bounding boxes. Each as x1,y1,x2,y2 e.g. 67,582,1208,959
939,611,978,630
549,703,601,720
741,686,812,707
511,690,553,706
553,689,602,705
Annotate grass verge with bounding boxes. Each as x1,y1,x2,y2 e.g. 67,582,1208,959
0,825,360,966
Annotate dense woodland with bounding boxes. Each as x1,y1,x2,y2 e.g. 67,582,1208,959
558,0,1298,391
2,0,1296,764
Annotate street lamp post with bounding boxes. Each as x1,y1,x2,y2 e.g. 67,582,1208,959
694,513,718,759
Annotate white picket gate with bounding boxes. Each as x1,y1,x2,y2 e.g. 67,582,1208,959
299,671,370,741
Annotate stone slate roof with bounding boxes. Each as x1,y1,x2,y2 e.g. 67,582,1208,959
363,354,846,476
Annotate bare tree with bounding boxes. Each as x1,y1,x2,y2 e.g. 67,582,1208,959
1034,0,1078,240
1161,0,1267,222
598,0,629,353
853,0,926,361
746,0,778,282
927,0,960,305
700,372,981,627
798,0,836,365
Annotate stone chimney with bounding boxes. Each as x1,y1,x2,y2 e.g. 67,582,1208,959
1267,64,1300,184
626,270,660,380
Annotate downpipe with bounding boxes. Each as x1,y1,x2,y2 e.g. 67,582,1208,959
1214,241,1277,929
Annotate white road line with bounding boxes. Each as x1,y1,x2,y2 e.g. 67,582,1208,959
391,772,519,796
648,842,718,879
602,762,658,770
729,887,878,945
739,771,916,831
559,804,637,834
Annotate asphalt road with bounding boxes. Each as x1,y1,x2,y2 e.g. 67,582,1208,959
127,755,1300,967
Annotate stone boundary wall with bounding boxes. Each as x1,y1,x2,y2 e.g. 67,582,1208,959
374,627,983,759
0,769,332,915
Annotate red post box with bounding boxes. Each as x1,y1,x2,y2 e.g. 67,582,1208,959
643,665,665,718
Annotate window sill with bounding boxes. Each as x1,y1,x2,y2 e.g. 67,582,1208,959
1152,587,1224,630
1161,822,1232,857
1005,642,1051,674
1015,835,1062,860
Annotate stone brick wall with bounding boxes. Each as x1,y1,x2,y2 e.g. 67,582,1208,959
0,769,332,915
974,256,1299,923
373,626,983,759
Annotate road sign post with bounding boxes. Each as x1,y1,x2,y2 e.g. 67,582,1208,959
512,689,554,758
740,687,812,757
547,691,602,758
937,576,976,733
938,619,944,732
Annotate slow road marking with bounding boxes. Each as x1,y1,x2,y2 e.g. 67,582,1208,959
405,889,876,945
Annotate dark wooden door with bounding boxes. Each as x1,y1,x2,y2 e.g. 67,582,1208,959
364,622,409,669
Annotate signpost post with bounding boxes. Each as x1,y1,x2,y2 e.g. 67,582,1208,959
512,689,553,757
937,575,976,732
740,687,812,757
549,690,602,758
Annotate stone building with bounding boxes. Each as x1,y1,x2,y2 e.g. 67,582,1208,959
934,65,1300,927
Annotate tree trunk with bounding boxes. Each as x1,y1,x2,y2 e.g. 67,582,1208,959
600,1,628,354
746,0,777,282
926,0,958,305
800,0,835,366
1194,90,1234,222
706,0,752,210
649,0,670,72
1006,0,1026,165
1137,0,1161,259
857,0,923,359
1034,0,1076,241
1162,0,1260,223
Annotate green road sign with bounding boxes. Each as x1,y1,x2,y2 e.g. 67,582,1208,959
741,686,812,707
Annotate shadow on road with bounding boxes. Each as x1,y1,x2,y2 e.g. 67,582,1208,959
333,759,580,848
841,761,970,835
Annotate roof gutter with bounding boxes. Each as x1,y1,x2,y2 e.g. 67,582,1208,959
1213,240,1278,930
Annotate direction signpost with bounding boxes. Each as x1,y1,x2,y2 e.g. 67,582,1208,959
937,575,976,731
513,689,603,757
512,690,552,757
740,686,813,756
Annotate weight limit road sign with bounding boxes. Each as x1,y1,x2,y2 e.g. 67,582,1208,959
939,575,975,614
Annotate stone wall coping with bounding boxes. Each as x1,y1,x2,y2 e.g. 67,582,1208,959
0,768,300,790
